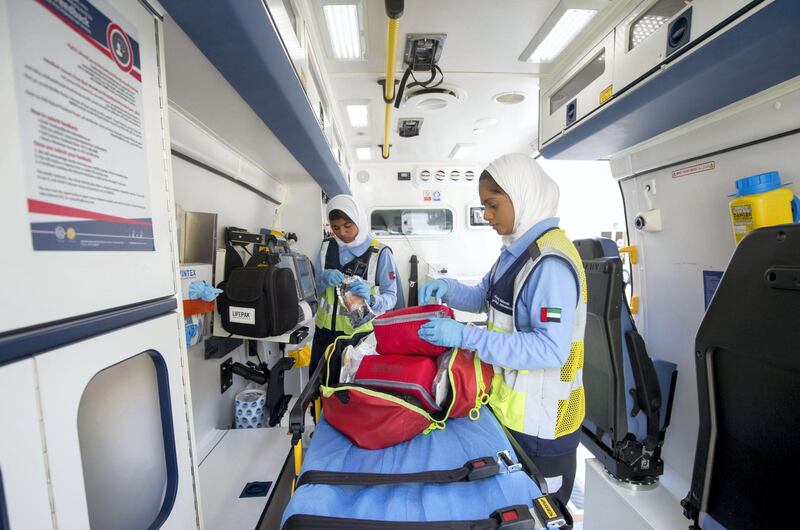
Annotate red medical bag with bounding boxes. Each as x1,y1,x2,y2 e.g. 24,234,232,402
322,333,494,450
372,304,455,356
354,355,440,412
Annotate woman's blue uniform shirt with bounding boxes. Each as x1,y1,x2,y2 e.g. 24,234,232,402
315,238,399,312
443,218,578,371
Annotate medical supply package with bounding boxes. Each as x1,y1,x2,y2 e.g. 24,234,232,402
336,276,375,328
321,331,493,450
372,304,455,356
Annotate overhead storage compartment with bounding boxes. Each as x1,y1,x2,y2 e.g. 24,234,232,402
540,31,615,146
539,0,800,160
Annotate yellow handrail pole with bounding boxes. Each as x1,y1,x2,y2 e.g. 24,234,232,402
382,18,399,159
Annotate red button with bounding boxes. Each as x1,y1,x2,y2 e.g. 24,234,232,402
501,509,519,522
472,460,486,468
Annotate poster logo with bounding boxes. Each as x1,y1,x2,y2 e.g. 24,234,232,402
107,23,133,73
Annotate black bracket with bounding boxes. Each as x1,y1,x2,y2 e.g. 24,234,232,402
377,78,400,104
205,336,243,360
220,358,233,394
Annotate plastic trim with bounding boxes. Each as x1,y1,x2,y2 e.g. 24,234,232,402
0,298,177,366
145,350,179,530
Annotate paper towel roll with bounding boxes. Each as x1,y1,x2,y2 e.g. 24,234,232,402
298,300,312,324
235,389,266,429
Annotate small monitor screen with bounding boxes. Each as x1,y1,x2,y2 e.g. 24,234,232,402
294,256,316,300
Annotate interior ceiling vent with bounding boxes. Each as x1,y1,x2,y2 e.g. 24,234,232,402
403,85,464,111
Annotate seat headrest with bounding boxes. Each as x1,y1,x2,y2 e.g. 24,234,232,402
573,238,620,260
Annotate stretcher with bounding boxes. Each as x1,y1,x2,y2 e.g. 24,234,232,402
281,333,574,529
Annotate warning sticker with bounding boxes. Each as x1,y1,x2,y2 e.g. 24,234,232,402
672,161,716,179
731,204,753,242
599,85,613,104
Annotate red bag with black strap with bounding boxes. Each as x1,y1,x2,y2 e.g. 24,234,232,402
320,331,494,450
372,304,455,356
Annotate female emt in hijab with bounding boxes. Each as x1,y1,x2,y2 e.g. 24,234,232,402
311,194,400,376
417,153,587,505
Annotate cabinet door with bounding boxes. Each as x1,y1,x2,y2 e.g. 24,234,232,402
540,31,615,147
0,0,176,334
0,359,54,530
35,313,198,529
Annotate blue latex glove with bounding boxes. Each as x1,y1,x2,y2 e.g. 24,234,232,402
184,317,198,348
322,269,345,287
417,318,465,348
188,280,223,302
419,279,449,303
348,280,371,301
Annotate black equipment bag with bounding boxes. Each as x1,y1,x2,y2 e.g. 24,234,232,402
217,265,299,337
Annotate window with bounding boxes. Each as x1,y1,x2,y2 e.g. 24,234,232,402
370,208,454,236
550,50,606,114
628,0,687,51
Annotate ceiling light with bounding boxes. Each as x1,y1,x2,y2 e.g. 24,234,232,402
323,3,364,60
519,1,607,63
494,92,527,105
449,143,475,160
345,103,369,127
356,147,372,160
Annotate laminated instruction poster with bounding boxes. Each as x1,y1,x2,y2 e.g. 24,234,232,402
8,0,155,251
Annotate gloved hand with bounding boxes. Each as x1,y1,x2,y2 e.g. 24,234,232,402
417,318,465,348
188,280,224,302
348,280,371,301
419,279,449,303
322,269,345,287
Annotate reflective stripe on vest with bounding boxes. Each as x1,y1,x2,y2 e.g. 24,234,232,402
486,229,588,440
314,238,385,334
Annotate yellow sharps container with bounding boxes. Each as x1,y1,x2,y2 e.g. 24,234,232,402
729,171,799,244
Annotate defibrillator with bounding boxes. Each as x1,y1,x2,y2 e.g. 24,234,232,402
729,171,800,244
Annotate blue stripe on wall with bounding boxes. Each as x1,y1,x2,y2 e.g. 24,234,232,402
0,298,178,366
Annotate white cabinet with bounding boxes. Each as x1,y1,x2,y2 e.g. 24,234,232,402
613,0,756,94
0,359,53,530
540,31,615,146
0,0,177,334
35,313,198,529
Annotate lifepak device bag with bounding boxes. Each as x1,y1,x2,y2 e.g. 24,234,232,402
322,333,494,450
217,266,299,337
372,304,455,356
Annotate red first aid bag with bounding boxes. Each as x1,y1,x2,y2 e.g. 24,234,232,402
354,355,440,412
372,304,455,356
321,333,494,450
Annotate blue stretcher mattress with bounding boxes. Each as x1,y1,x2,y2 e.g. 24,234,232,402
281,409,543,527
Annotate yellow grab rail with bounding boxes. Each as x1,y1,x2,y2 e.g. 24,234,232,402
382,17,400,159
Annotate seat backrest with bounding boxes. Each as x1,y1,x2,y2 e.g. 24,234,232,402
580,253,628,446
684,224,800,529
575,238,676,449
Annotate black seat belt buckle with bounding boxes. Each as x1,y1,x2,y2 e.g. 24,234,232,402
490,505,535,529
466,456,500,481
532,495,569,529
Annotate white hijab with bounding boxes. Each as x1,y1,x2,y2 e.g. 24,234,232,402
326,194,370,249
484,153,560,247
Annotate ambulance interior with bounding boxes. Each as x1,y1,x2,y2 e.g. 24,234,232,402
0,0,798,529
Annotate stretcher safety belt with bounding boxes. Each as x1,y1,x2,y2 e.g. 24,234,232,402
283,504,536,530
297,456,499,487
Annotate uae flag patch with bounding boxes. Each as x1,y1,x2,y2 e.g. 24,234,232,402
540,307,562,323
